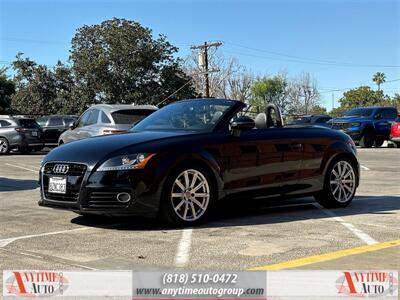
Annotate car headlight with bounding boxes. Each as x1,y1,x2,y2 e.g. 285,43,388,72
349,122,361,127
97,153,155,171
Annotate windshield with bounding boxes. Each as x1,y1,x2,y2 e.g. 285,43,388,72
289,117,311,124
132,100,236,132
36,117,48,126
111,109,155,124
18,119,41,129
344,108,374,117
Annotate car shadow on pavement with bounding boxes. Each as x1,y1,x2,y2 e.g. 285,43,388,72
0,177,39,192
70,195,400,231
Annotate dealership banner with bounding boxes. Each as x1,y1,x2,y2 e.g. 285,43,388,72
2,270,398,299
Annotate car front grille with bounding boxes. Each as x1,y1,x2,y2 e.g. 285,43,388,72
42,162,87,202
332,122,350,130
43,163,87,176
87,191,130,208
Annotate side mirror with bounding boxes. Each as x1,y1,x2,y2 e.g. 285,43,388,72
231,116,255,134
374,113,382,120
69,121,76,130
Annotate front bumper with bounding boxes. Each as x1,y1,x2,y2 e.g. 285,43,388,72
390,136,400,142
39,162,161,217
331,124,362,141
342,129,361,141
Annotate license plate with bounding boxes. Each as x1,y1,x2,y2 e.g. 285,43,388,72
48,177,66,194
31,131,38,137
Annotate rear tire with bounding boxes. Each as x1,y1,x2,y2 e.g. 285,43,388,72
160,165,215,226
314,157,357,208
0,138,10,154
374,138,384,147
359,130,374,148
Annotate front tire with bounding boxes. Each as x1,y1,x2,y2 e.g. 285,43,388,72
314,157,357,208
0,138,10,154
359,130,374,148
374,138,384,147
160,166,215,226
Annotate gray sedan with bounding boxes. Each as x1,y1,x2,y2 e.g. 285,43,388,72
58,104,157,145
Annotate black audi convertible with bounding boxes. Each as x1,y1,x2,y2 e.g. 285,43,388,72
39,99,359,226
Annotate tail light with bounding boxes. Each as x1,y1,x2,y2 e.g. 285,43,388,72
102,129,127,135
15,128,28,133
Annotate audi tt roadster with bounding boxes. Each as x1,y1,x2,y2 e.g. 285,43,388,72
39,99,360,226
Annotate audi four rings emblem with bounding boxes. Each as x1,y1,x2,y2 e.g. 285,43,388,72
53,164,69,174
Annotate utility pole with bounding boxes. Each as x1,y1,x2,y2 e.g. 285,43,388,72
191,41,222,97
332,93,335,110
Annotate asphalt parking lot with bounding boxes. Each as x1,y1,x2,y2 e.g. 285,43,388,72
0,147,399,287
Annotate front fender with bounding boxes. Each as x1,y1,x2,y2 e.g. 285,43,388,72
145,147,224,205
321,140,360,186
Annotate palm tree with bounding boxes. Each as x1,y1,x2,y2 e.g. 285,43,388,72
373,72,386,91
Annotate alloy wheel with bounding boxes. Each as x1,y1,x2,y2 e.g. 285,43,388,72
329,161,356,203
0,139,8,153
171,169,210,222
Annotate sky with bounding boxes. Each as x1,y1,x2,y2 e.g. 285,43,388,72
0,0,399,110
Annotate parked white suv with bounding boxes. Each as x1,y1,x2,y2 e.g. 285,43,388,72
58,104,157,145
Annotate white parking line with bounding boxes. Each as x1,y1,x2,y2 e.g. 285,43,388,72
174,228,193,267
0,248,99,270
5,163,39,173
0,228,90,247
360,165,370,171
313,203,378,245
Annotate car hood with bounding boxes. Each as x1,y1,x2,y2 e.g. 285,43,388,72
44,130,187,165
330,116,367,123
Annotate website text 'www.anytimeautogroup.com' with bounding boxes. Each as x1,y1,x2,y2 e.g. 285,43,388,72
136,287,264,298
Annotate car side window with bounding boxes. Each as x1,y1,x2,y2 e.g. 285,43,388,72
101,111,112,124
63,118,75,126
36,117,48,127
76,111,91,128
48,117,64,126
383,108,397,119
316,117,331,123
0,120,12,127
86,109,100,125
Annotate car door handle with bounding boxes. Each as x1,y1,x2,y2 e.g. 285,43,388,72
290,143,303,150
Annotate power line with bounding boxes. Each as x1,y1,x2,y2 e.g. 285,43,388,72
319,79,400,94
223,42,400,68
156,78,194,106
385,78,400,83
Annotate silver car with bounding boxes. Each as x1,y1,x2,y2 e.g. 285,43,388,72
0,116,45,154
58,104,158,145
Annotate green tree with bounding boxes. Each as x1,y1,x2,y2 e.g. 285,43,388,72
11,54,58,115
329,106,347,117
53,61,79,114
339,86,389,108
70,18,196,106
0,68,15,113
250,75,288,113
310,105,327,115
372,72,386,91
